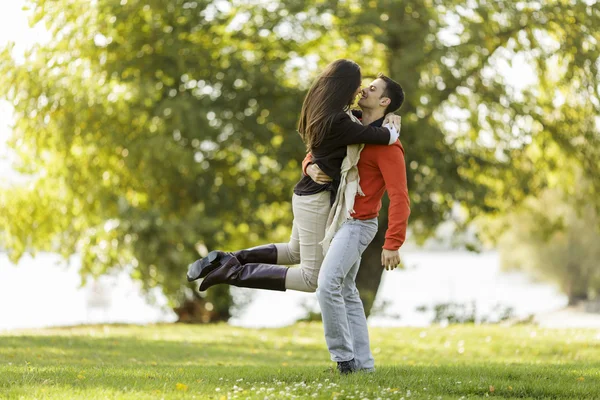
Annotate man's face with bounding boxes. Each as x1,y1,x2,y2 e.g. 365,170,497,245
357,78,389,110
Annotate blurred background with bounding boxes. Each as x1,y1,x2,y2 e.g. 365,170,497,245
1,0,599,331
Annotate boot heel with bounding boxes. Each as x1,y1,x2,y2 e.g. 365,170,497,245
207,250,221,264
187,251,225,282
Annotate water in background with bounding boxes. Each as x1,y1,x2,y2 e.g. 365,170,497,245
0,251,567,331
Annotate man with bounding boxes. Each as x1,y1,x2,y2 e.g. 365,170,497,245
303,73,410,374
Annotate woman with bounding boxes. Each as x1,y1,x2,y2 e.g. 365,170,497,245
187,59,399,293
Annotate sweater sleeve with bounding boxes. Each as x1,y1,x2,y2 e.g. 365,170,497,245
378,143,411,250
301,152,313,176
332,113,391,146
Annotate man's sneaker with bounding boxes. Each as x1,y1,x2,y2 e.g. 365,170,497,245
337,359,356,375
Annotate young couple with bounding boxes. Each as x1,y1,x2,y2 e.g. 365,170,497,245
187,59,410,374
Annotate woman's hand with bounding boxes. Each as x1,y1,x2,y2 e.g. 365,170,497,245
307,163,332,185
383,113,401,133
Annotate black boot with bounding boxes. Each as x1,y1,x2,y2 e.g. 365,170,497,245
187,244,279,282
199,253,288,292
233,244,278,264
337,359,356,375
187,250,229,282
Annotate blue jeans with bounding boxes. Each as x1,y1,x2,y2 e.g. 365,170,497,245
316,218,378,371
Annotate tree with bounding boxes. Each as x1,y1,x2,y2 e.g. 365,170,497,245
302,0,600,313
1,0,599,319
494,178,600,306
0,0,307,320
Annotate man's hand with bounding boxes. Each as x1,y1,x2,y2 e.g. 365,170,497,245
381,249,401,270
307,163,332,185
383,113,401,133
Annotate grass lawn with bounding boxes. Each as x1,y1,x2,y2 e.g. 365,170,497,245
1,323,599,399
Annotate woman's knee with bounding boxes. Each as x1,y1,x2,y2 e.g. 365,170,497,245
295,266,318,292
305,279,318,293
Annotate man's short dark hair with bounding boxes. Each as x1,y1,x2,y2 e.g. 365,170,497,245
377,73,404,114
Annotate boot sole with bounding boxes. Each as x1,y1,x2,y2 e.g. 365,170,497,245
186,251,222,282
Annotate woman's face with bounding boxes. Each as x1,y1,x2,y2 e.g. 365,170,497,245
352,83,362,104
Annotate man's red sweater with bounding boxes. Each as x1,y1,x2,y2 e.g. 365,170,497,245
302,141,410,250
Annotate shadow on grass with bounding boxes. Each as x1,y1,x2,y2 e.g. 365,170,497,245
0,333,325,367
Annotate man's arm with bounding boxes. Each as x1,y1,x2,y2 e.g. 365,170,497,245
378,143,411,251
303,153,333,184
301,153,313,176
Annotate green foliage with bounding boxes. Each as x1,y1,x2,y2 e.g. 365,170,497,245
1,0,599,318
314,0,600,314
0,0,307,315
495,177,600,305
1,324,600,399
313,0,600,237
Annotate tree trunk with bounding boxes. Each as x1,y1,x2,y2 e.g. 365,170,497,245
567,292,588,306
356,213,389,316
566,263,588,307
174,286,231,323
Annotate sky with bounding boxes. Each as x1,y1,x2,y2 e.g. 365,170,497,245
0,1,50,183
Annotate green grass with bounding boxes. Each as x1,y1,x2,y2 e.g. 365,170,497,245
1,323,599,399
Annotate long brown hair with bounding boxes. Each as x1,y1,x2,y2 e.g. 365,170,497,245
298,59,361,150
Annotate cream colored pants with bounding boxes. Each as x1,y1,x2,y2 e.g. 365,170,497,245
275,191,331,292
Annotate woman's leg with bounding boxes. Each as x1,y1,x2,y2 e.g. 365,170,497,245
274,220,301,265
236,208,301,265
190,192,330,292
285,192,331,292
187,210,300,282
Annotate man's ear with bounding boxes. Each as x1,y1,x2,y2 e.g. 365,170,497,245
380,97,391,108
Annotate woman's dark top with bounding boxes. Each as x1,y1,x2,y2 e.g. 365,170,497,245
293,111,391,203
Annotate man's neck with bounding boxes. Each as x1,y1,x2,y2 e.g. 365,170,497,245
360,108,385,126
